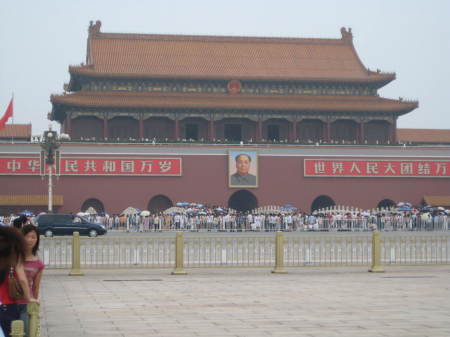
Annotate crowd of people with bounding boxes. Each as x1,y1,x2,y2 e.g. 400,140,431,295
0,216,44,337
20,204,444,233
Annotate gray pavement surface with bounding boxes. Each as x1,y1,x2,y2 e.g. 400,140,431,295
39,266,450,337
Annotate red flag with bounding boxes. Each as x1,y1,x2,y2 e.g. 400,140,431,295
0,98,13,130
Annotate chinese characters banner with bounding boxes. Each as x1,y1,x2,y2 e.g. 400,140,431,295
0,157,43,175
304,159,450,178
0,156,182,176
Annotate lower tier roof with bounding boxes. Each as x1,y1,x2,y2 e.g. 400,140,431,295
51,91,417,115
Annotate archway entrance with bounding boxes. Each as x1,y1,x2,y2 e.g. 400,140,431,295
311,195,335,212
377,199,395,209
228,190,258,213
148,195,173,213
81,198,105,214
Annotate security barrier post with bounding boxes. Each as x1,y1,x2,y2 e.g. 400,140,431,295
10,320,24,337
369,229,385,273
272,231,288,274
69,231,84,276
27,302,40,337
172,232,187,275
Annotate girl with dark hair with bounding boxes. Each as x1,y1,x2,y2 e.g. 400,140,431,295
0,226,36,336
17,225,44,336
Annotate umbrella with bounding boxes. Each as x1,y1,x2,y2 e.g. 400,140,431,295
20,210,34,216
121,206,140,215
398,206,411,211
140,210,150,216
85,206,98,215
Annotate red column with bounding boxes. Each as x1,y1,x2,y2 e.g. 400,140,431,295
290,120,297,142
209,118,215,141
257,119,263,141
103,116,108,140
174,118,180,140
139,114,144,140
359,122,365,144
324,122,331,142
67,114,71,136
391,118,397,143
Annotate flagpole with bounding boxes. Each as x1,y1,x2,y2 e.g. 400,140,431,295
11,93,14,144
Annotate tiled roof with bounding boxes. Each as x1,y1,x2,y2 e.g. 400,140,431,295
423,195,450,207
0,124,31,139
0,194,64,206
69,22,394,84
51,91,417,114
397,129,450,143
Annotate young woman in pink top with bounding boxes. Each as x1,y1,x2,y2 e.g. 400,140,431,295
18,225,45,336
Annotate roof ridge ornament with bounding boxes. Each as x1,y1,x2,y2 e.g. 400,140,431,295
340,27,353,43
89,20,102,36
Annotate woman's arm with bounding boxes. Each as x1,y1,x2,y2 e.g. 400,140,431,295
32,270,43,299
15,263,34,301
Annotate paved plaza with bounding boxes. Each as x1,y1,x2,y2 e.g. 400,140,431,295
39,266,450,337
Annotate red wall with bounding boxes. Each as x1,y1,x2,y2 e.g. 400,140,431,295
1,152,449,214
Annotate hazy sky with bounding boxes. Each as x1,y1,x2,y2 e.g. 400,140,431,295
1,0,449,135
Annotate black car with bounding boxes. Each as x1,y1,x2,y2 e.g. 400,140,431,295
36,214,107,237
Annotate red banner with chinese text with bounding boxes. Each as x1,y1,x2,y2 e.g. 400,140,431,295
304,159,450,178
0,156,182,176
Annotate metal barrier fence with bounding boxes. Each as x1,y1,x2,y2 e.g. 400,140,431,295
184,235,275,267
41,235,175,269
99,214,449,232
381,232,450,265
40,232,450,271
284,233,372,266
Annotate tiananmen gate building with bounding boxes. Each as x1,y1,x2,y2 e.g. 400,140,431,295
1,21,449,215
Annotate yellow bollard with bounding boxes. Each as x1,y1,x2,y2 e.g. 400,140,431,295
172,232,187,275
10,320,24,337
369,229,385,273
27,302,40,337
69,231,84,276
272,231,288,274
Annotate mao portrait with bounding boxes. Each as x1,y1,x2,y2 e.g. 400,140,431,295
229,151,258,188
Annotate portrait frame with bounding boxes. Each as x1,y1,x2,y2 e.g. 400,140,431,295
228,150,258,188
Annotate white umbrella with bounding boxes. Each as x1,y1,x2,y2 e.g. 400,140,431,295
85,206,98,215
140,210,150,216
121,206,139,215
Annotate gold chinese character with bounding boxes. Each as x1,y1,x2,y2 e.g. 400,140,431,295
314,162,325,174
332,162,344,174
417,163,430,175
159,160,172,173
65,160,79,173
384,162,396,174
400,162,413,175
435,163,447,175
84,160,97,172
27,160,40,172
121,160,135,173
102,161,116,173
350,162,361,174
366,162,379,174
7,160,21,172
141,160,153,173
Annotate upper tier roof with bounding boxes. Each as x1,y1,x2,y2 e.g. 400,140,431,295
68,21,395,85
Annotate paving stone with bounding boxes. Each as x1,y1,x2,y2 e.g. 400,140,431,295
38,266,450,337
